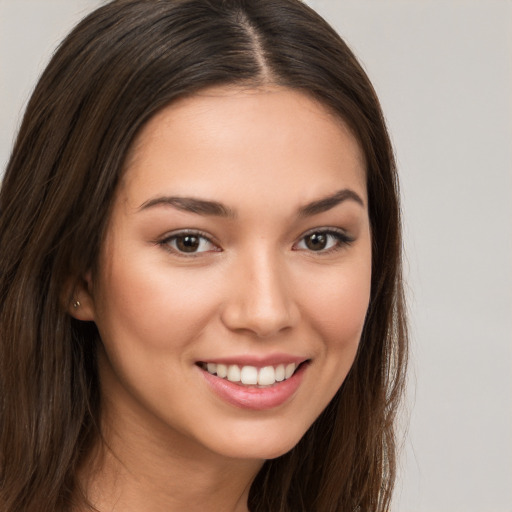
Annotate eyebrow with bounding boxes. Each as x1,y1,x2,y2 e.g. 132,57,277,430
298,189,365,217
138,196,236,217
138,188,364,218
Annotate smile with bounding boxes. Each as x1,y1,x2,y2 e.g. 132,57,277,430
199,362,299,387
197,359,310,410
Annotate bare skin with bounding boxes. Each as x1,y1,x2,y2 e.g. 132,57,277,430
71,85,371,511
78,400,260,512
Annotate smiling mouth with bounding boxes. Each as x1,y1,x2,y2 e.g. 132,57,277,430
197,361,308,387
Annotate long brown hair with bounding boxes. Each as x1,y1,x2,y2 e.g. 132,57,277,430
0,1,408,510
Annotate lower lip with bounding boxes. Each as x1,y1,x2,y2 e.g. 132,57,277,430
199,363,308,410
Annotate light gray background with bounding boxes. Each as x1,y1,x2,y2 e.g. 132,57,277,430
1,1,511,511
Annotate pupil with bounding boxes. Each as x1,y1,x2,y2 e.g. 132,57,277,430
177,235,199,252
306,233,327,250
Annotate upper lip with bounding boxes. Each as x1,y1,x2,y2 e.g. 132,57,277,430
197,354,309,367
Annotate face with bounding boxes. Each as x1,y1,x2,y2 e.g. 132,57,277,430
76,86,372,462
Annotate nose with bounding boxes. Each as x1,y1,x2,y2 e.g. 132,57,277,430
220,251,299,338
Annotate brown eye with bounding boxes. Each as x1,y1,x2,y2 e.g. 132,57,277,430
295,229,353,253
162,232,217,255
176,235,200,253
304,232,328,251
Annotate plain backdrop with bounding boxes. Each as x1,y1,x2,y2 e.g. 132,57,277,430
1,1,511,511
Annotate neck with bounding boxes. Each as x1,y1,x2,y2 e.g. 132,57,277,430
77,410,263,512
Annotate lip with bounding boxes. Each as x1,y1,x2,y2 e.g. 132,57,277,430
197,353,307,367
198,360,309,410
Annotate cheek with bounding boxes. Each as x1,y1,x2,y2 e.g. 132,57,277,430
301,260,371,409
300,256,372,349
321,274,370,339
93,253,221,354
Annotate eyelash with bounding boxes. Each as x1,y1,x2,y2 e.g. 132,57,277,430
158,229,219,257
293,228,354,254
158,228,353,257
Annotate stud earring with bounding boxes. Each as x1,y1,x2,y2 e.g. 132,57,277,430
73,300,81,309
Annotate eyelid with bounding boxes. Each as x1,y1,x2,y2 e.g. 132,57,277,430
158,229,221,256
293,227,354,253
156,226,353,256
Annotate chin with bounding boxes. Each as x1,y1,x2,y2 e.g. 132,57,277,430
199,418,310,461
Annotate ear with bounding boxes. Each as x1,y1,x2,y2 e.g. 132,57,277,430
64,271,96,322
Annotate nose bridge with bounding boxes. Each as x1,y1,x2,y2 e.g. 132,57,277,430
221,246,298,337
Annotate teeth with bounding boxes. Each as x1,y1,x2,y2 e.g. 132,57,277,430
258,366,275,386
285,363,296,379
216,364,227,378
203,362,299,386
240,366,258,385
275,364,285,382
227,365,241,382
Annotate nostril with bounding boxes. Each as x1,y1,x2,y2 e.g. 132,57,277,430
220,301,299,338
217,260,299,336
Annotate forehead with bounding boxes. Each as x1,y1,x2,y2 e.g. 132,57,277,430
120,85,366,208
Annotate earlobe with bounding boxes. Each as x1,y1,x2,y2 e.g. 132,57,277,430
65,271,96,321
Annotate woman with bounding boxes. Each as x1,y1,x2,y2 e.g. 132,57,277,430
0,0,408,511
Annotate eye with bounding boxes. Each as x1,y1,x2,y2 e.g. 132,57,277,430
160,231,219,255
294,229,352,253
